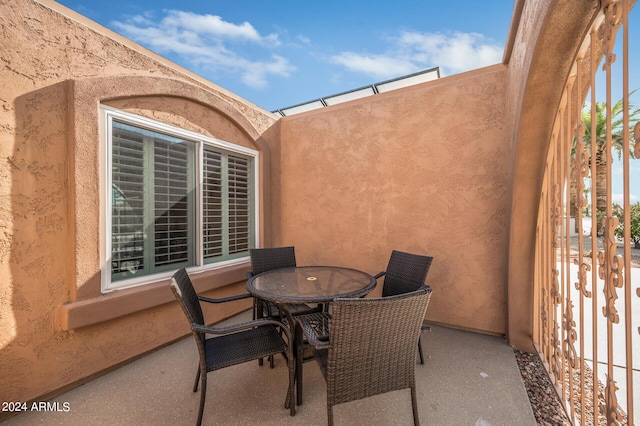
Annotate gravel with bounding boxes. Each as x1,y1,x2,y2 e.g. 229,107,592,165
514,350,629,425
515,350,571,425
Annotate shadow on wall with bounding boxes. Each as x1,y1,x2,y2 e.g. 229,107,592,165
2,81,71,409
2,78,278,414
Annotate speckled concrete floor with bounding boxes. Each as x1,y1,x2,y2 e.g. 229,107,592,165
4,312,535,426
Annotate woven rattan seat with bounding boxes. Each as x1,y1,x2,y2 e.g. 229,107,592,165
375,250,434,364
170,268,296,425
298,286,432,426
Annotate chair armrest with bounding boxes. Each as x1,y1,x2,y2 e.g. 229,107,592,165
246,271,254,280
373,271,386,280
192,317,291,339
198,293,252,304
295,312,331,349
307,337,330,350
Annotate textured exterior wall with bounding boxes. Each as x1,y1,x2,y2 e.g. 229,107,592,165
505,0,600,350
0,0,595,409
0,0,276,407
276,66,510,334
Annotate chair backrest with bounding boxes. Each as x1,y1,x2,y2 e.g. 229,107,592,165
381,250,433,297
326,286,432,407
170,268,205,328
249,246,297,275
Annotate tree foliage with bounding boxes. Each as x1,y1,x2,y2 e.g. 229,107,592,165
579,92,639,236
581,92,639,161
614,202,640,249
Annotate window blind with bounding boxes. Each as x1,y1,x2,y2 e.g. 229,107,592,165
228,155,250,255
106,110,256,288
111,125,145,278
203,149,223,260
152,138,193,269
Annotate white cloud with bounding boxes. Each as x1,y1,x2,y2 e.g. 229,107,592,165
297,34,312,45
332,53,417,80
331,30,503,79
240,55,294,88
111,10,294,88
160,11,266,43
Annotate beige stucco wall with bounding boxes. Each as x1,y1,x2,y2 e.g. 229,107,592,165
505,0,600,350
0,0,604,411
0,0,277,407
273,66,511,334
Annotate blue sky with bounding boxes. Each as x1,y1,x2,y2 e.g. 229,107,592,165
57,0,638,203
56,0,514,111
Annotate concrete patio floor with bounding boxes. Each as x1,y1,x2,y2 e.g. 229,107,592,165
4,311,536,426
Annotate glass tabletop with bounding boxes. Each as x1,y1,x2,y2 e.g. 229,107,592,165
247,266,376,304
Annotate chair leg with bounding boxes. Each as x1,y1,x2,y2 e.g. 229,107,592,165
193,367,201,392
411,386,420,426
296,345,303,406
256,299,265,366
287,350,296,416
196,375,207,426
417,337,424,364
295,324,304,406
327,404,334,426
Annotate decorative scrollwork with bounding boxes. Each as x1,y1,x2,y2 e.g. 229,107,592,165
574,259,592,298
551,184,561,248
634,121,640,158
562,301,578,369
572,115,592,299
542,288,549,353
598,216,624,323
551,268,562,304
551,321,562,381
637,285,640,335
600,375,624,425
598,0,623,71
572,127,590,210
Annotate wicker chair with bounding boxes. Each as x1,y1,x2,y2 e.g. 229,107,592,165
247,247,322,318
248,246,323,328
170,268,295,426
375,250,434,364
297,286,432,426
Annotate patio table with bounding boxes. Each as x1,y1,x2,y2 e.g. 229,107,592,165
246,265,376,406
246,265,376,305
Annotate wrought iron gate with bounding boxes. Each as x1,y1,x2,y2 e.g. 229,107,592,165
534,1,638,424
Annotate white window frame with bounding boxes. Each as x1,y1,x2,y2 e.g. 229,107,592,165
99,105,260,292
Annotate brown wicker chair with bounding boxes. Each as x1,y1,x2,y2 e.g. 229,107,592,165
297,285,432,426
170,268,296,426
248,246,324,366
248,246,322,317
375,250,434,364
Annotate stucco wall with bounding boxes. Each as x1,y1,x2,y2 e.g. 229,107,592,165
275,65,511,334
0,0,276,407
505,0,600,350
0,0,596,409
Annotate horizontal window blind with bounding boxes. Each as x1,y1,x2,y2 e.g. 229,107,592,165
105,110,256,289
203,149,223,260
153,138,194,270
111,124,145,279
228,155,250,255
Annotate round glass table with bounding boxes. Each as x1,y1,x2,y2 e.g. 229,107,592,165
246,266,376,304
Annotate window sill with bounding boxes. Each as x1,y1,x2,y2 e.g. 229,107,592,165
59,263,250,330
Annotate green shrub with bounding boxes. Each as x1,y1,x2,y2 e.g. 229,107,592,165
614,202,640,249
